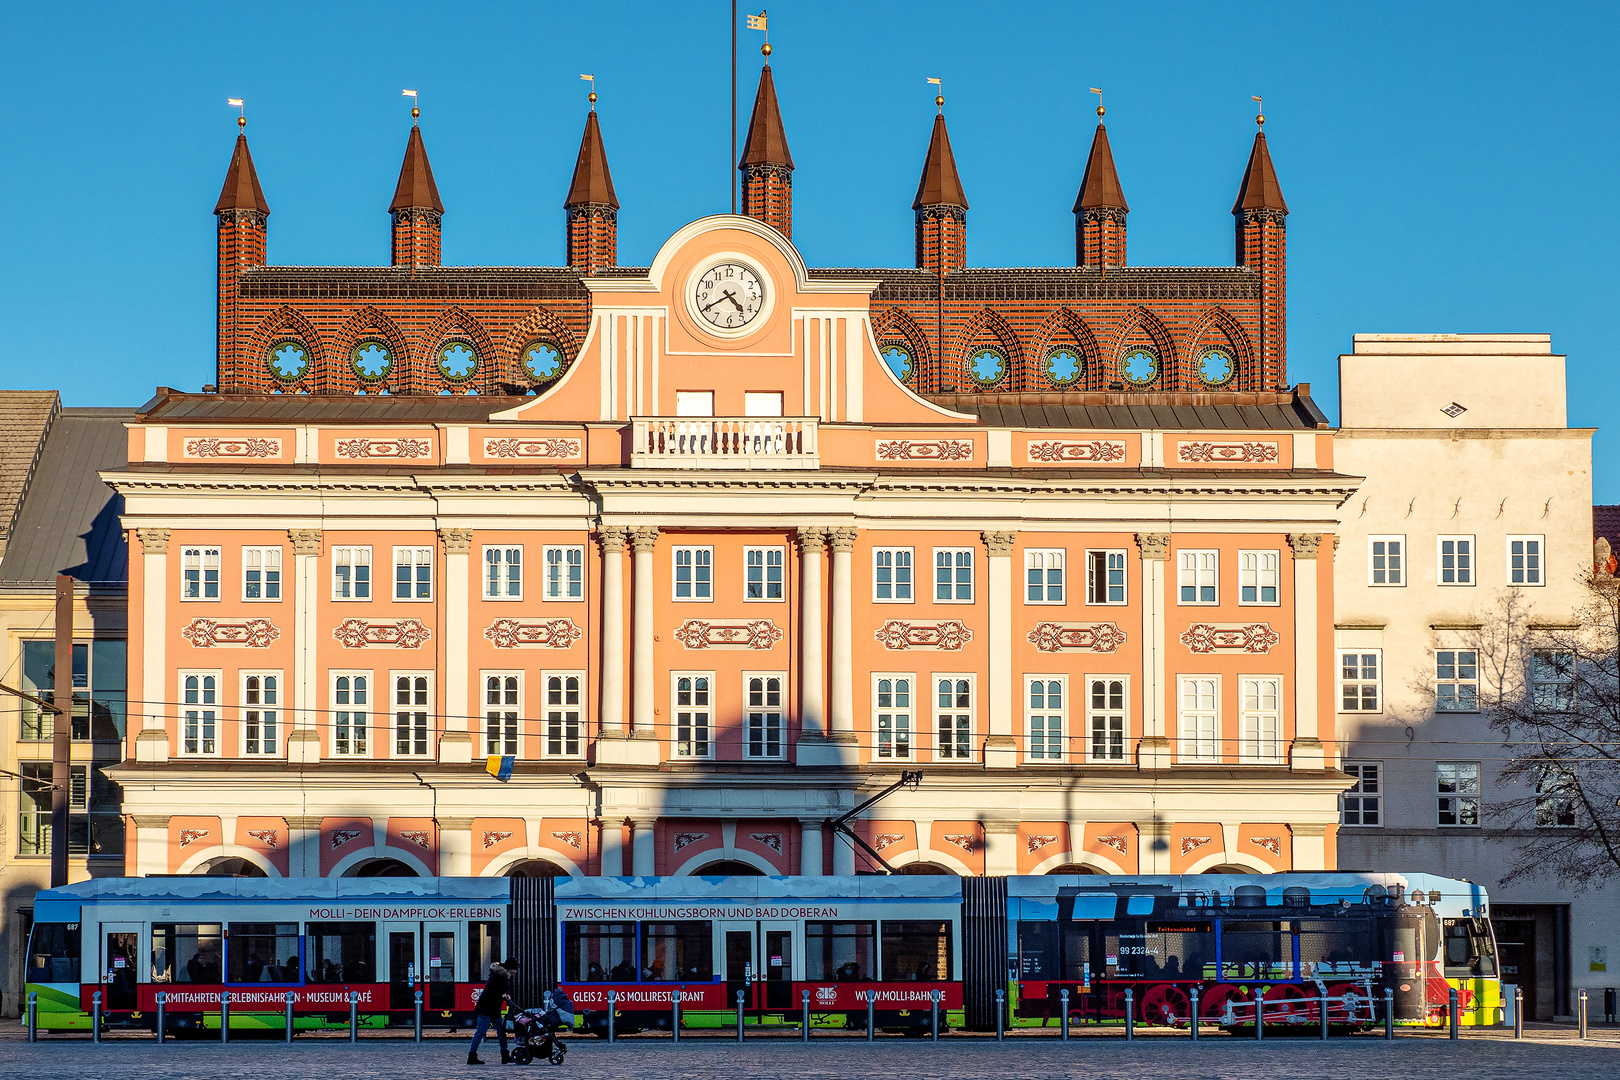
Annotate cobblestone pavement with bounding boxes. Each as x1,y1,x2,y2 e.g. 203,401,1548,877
1,1032,1616,1080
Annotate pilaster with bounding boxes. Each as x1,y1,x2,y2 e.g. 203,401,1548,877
629,816,657,876
982,819,1019,875
1288,533,1326,770
1135,533,1173,769
135,529,170,762
289,528,323,763
598,526,628,740
601,526,660,766
982,531,1017,769
826,527,859,757
440,528,473,763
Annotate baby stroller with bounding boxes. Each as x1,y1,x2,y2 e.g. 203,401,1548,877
511,990,573,1066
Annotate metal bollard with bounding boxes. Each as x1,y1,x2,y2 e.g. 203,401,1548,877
801,989,810,1042
1513,986,1523,1039
1189,986,1200,1041
672,989,681,1043
931,989,940,1041
1578,989,1588,1039
348,990,358,1042
1384,987,1394,1040
414,989,423,1042
284,991,295,1042
1124,987,1134,1041
1449,987,1459,1040
156,990,167,1043
26,990,37,1042
220,990,230,1043
92,990,102,1044
866,989,875,1042
736,989,746,1042
1254,986,1264,1041
996,988,1005,1041
607,990,616,1043
1060,988,1069,1040
1320,986,1330,1040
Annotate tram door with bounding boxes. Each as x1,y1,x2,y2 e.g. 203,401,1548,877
102,924,141,1010
760,923,794,1010
425,922,458,1011
384,923,419,1010
721,923,754,1012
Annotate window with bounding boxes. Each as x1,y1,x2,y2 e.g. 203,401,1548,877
243,673,279,756
1368,536,1404,586
304,923,376,983
1532,649,1575,711
674,391,714,417
745,547,785,602
674,674,712,758
483,546,522,600
1087,678,1126,762
181,673,218,755
1508,536,1544,586
1340,652,1381,712
1178,676,1218,762
1438,536,1474,585
934,676,973,760
1026,677,1065,761
745,674,784,759
563,923,635,983
640,922,713,981
393,674,429,756
874,548,914,602
544,674,582,758
19,639,126,742
934,548,973,603
333,547,371,600
182,546,221,600
1535,766,1577,828
151,923,223,983
805,921,876,981
673,547,713,601
1437,762,1481,826
875,676,913,760
1239,676,1282,763
744,391,784,416
1436,650,1478,712
1024,549,1065,604
243,547,282,601
20,763,120,857
226,923,300,983
332,674,369,757
1341,763,1381,826
393,547,432,601
1238,550,1279,605
484,674,519,757
1177,550,1218,605
880,921,951,981
544,546,585,601
1085,550,1126,605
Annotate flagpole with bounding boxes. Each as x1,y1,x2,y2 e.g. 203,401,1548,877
731,0,737,214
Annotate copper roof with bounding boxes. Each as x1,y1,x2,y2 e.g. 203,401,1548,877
389,125,444,213
912,114,968,210
1074,123,1128,213
739,64,794,170
1233,130,1288,214
214,133,270,215
565,110,619,209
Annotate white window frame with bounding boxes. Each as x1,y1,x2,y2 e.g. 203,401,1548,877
873,673,915,762
1177,549,1219,605
743,671,787,760
1437,761,1481,826
1532,649,1576,712
179,670,221,755
672,546,714,602
483,545,523,600
182,546,222,601
1085,675,1128,763
672,671,715,759
393,546,433,602
332,546,373,601
241,670,282,757
1085,549,1127,605
874,547,915,603
1508,535,1545,586
1025,675,1067,763
932,673,975,762
1238,549,1280,606
1535,765,1578,828
1177,675,1219,763
744,546,786,603
1024,549,1066,605
1339,650,1382,713
390,671,431,758
1438,535,1475,586
1239,675,1284,764
1340,762,1382,826
1368,535,1405,586
331,670,372,758
242,546,282,602
1436,649,1479,712
542,671,585,759
543,545,585,602
482,671,521,758
933,548,974,604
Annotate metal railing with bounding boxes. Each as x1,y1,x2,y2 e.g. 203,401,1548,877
631,417,819,469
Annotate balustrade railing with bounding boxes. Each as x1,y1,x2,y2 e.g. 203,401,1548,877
631,417,819,469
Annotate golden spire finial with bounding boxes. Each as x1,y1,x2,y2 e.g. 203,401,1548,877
581,74,597,108
747,10,770,57
927,76,943,112
402,89,419,124
1252,94,1264,128
228,98,245,129
1089,87,1104,119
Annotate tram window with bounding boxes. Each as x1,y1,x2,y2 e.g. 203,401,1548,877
641,922,713,982
881,921,951,981
152,924,223,983
1442,919,1498,979
227,923,300,983
470,921,502,983
1298,919,1377,976
1016,921,1058,979
28,922,80,983
1061,923,1093,981
1219,921,1293,980
306,922,376,983
564,923,636,982
806,921,876,981
1143,922,1216,981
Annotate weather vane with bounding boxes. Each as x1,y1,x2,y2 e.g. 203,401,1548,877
228,97,245,130
581,74,596,108
1090,87,1104,119
402,88,419,124
1252,94,1264,127
747,10,770,57
928,76,943,112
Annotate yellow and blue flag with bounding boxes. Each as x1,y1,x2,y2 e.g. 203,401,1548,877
486,755,514,781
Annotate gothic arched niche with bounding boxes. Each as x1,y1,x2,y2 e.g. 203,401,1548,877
420,306,500,395
1186,306,1258,391
1029,309,1102,391
500,306,582,395
333,307,412,396
955,307,1022,393
1108,307,1177,390
247,306,324,395
872,306,931,389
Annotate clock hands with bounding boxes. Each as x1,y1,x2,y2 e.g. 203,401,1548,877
700,288,747,317
723,291,744,312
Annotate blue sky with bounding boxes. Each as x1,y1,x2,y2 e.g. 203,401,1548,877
2,2,1617,495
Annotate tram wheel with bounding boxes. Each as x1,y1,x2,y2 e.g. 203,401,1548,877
1141,984,1191,1027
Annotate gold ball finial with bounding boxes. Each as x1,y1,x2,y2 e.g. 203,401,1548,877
1096,104,1105,118
935,94,945,107
1256,112,1265,128
411,106,420,119
237,114,246,130
761,41,772,57
588,91,597,104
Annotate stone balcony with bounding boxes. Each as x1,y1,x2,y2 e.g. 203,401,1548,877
630,416,820,469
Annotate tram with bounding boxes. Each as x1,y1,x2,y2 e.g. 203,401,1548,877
23,870,1499,1034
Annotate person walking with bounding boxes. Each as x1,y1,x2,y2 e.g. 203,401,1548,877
468,956,520,1065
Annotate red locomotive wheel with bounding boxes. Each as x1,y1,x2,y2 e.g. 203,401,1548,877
1140,984,1191,1027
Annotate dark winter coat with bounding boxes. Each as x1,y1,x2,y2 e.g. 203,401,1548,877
474,963,512,1018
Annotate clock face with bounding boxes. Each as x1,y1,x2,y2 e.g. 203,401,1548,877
693,263,764,331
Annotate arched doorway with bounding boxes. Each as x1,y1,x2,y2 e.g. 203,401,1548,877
504,859,570,878
1202,865,1253,875
1042,864,1098,875
897,862,957,875
344,857,420,878
197,856,267,877
689,860,764,877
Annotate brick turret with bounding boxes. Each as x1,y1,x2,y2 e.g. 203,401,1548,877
215,125,269,390
739,62,794,237
1074,113,1128,269
389,121,444,268
1233,117,1288,388
913,113,968,275
564,105,619,275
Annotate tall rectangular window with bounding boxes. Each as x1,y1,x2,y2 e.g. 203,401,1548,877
1532,649,1575,712
544,674,582,758
1178,676,1218,762
1436,650,1478,712
1535,765,1577,828
243,547,282,601
1024,549,1065,604
674,675,712,758
182,546,221,600
1238,550,1279,605
1508,536,1544,586
1026,677,1065,761
483,546,522,600
1340,763,1381,826
745,547,785,602
1240,676,1282,763
673,547,713,601
393,674,429,756
875,676,913,760
934,549,973,603
874,548,914,602
333,547,371,600
1368,536,1404,586
394,547,433,601
333,674,369,757
1340,651,1381,712
1086,550,1126,605
934,677,973,761
243,673,279,756
745,675,784,759
1087,677,1126,762
181,673,218,755
544,546,585,601
1438,536,1474,585
1177,550,1218,605
484,674,519,757
1437,762,1481,826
